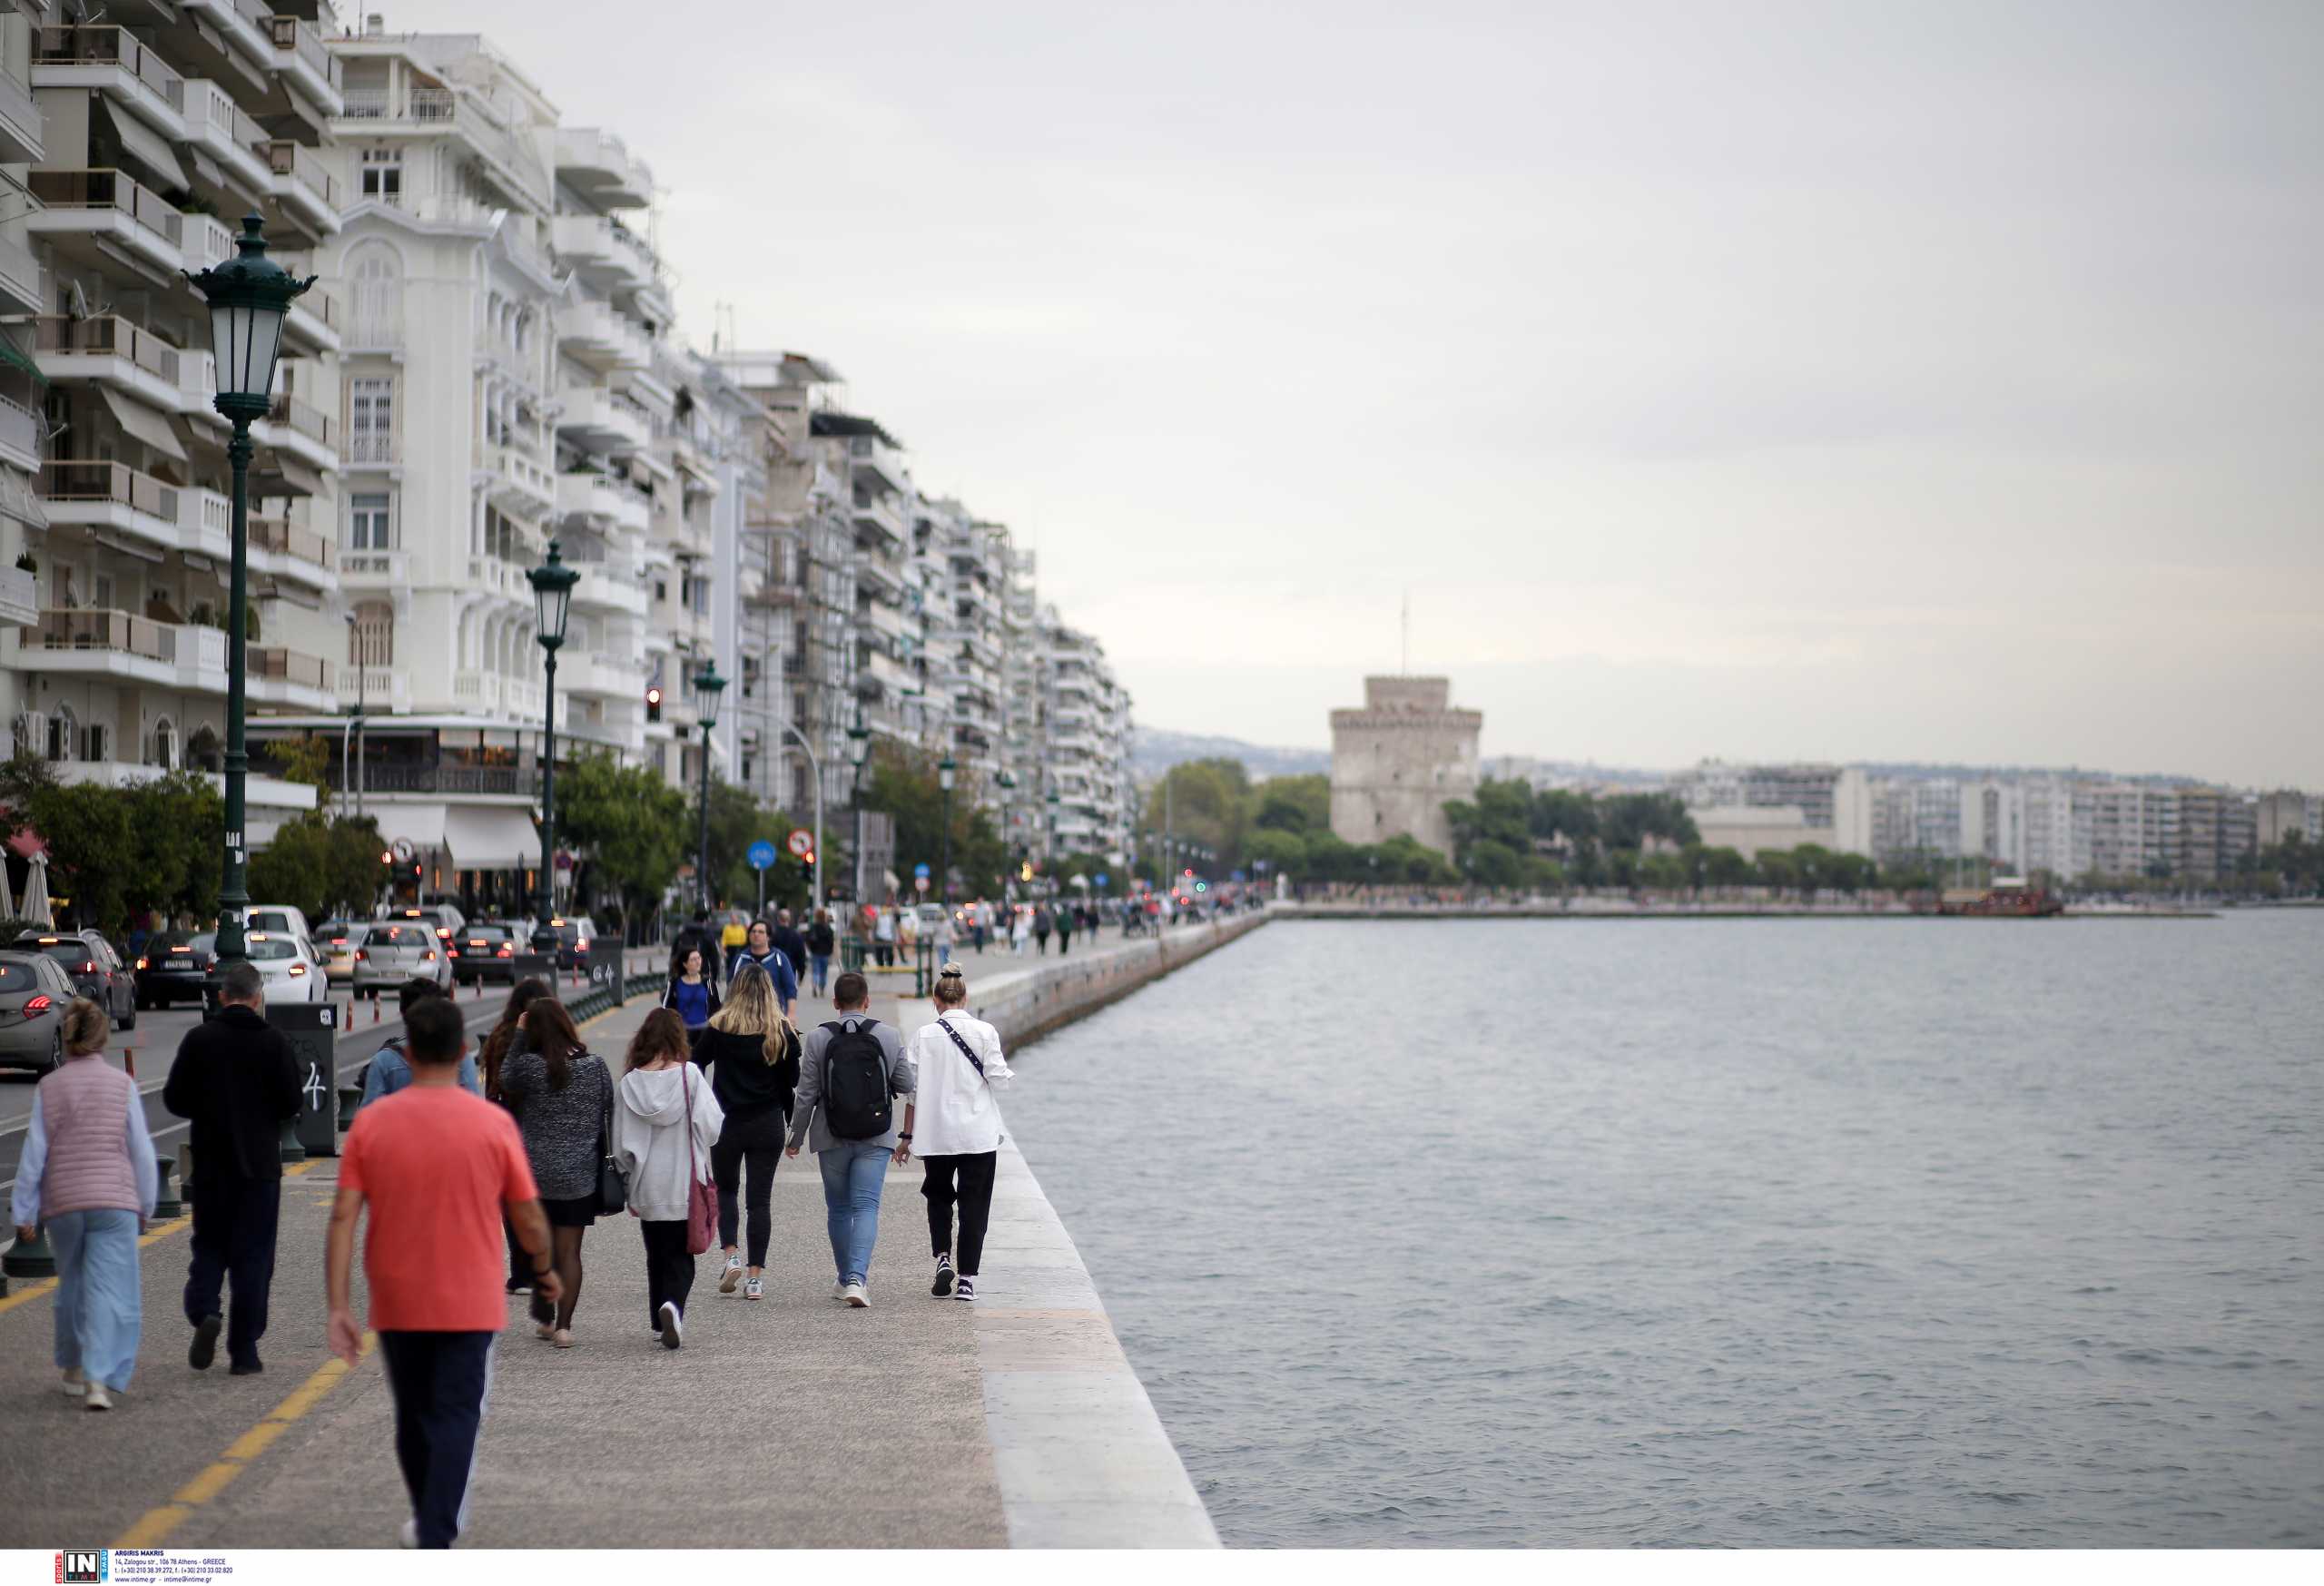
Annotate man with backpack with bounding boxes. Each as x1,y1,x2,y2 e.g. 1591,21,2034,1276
784,971,914,1307
360,980,478,1106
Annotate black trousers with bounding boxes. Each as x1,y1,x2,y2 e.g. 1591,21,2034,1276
183,1174,280,1366
378,1330,494,1548
921,1151,998,1276
711,1108,787,1266
641,1218,694,1325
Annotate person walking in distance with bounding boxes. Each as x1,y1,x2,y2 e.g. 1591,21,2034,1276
898,965,1013,1304
327,993,559,1548
498,1000,611,1349
162,960,299,1375
12,999,158,1410
805,910,836,999
1010,905,1030,957
1031,905,1053,956
615,1010,724,1349
692,963,800,1302
661,946,720,1036
872,904,898,969
770,909,809,994
1055,902,1074,958
480,977,551,1294
786,970,914,1307
361,980,478,1107
671,909,720,995
725,918,800,1021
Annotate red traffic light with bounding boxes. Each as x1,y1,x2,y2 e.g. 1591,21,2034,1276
645,685,663,724
379,850,394,864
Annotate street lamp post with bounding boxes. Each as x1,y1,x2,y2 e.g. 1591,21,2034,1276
847,709,871,905
185,215,311,969
778,721,824,916
525,541,577,952
693,665,727,915
938,756,957,907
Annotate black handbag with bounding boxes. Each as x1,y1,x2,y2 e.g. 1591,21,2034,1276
594,1062,627,1216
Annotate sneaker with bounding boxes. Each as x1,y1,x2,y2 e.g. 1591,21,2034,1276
189,1314,222,1371
956,1276,977,1304
832,1280,849,1301
658,1300,684,1350
718,1254,743,1294
61,1369,86,1396
842,1281,869,1308
552,1329,575,1349
744,1276,764,1302
399,1520,419,1550
229,1358,264,1376
84,1383,113,1412
932,1256,955,1297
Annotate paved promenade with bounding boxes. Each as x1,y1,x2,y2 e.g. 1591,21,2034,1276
0,923,1241,1549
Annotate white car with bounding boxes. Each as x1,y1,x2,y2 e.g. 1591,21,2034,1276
244,904,314,945
244,932,325,1004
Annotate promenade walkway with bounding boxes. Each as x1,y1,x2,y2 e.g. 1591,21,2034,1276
0,922,1236,1549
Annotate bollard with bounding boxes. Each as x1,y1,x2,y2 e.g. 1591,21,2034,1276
277,1114,306,1165
122,1045,136,1079
338,1084,362,1134
3,1222,55,1279
372,995,382,1025
151,1156,182,1221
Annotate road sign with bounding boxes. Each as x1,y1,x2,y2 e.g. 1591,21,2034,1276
747,840,778,872
391,837,415,862
786,828,814,858
1096,872,1109,890
915,874,931,893
913,862,931,878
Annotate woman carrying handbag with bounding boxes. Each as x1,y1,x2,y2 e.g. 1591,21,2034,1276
498,1000,611,1349
615,1010,724,1350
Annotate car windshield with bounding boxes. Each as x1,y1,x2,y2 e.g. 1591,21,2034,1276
0,960,37,991
188,934,215,955
467,927,508,943
32,941,91,966
246,940,298,962
365,926,423,947
247,912,296,933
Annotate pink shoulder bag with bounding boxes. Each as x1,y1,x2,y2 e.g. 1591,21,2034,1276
680,1060,717,1256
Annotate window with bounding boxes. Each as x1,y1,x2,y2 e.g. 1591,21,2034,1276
349,492,393,550
350,376,394,463
350,247,404,347
350,600,393,667
359,148,402,203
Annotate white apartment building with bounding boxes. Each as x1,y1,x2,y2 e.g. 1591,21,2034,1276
5,0,348,840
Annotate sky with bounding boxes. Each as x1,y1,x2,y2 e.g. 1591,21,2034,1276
388,0,2322,786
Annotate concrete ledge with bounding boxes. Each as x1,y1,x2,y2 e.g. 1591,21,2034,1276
967,910,1270,1049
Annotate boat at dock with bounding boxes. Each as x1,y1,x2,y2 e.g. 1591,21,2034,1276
1933,877,2065,917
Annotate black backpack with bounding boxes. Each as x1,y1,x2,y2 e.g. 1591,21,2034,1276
821,1017,892,1140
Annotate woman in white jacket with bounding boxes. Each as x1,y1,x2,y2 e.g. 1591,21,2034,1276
898,963,1013,1302
615,1009,723,1349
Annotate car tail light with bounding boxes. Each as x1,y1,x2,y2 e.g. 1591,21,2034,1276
136,957,149,970
497,946,513,958
288,963,306,976
420,950,437,961
355,950,369,961
437,927,452,939
330,936,346,947
25,993,53,1013
72,960,93,974
448,949,462,959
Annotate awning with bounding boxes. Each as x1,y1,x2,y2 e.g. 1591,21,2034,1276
0,327,44,383
99,102,189,193
100,385,187,463
252,450,324,498
445,805,540,871
184,148,226,192
0,468,44,529
367,803,448,855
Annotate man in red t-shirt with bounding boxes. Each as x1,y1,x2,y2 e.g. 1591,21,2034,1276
327,994,559,1549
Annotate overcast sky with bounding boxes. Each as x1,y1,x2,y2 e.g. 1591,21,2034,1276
392,0,2321,786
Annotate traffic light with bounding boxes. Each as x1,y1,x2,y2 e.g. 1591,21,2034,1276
645,685,663,724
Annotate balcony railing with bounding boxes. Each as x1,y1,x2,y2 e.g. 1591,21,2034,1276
361,763,539,798
266,15,341,90
184,79,268,158
34,26,186,113
31,314,182,381
345,431,397,464
0,394,38,460
249,517,330,568
263,139,337,207
27,169,182,246
253,646,331,691
40,459,178,520
32,607,173,662
267,392,335,448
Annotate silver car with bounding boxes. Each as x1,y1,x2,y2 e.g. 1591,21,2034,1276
0,951,79,1072
350,922,453,998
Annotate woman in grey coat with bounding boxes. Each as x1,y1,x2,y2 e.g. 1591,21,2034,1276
499,999,612,1348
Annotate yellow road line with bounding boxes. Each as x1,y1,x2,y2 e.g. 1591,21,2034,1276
0,1160,315,1317
117,1327,378,1548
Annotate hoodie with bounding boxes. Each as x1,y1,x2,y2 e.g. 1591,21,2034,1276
613,1063,723,1221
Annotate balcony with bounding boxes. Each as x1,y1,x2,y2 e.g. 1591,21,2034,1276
262,140,340,237
39,459,182,556
266,15,344,119
25,169,182,277
0,54,43,164
335,87,544,212
251,645,335,709
0,394,39,474
556,469,651,534
248,516,333,590
552,213,659,291
556,300,650,371
360,761,539,799
29,314,191,416
572,568,648,619
0,567,36,629
339,547,408,585
466,556,533,605
344,431,398,468
844,432,907,491
556,386,648,455
852,492,906,549
9,608,228,695
342,665,410,715
554,127,653,210
562,649,646,699
182,1,273,64
478,438,555,514
33,27,185,136
257,392,337,470
180,80,273,200
0,223,41,316
281,283,341,356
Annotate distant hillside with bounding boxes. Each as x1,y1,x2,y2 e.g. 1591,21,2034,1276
1131,729,1330,783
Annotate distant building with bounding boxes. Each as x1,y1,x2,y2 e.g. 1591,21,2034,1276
2256,790,2320,848
1329,676,1482,855
1671,762,1873,856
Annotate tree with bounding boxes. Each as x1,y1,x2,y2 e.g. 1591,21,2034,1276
1463,838,1526,891
1253,773,1330,837
865,744,1009,902
26,780,134,932
123,772,223,925
558,752,688,921
1138,757,1254,871
1246,826,1308,880
1757,849,1799,895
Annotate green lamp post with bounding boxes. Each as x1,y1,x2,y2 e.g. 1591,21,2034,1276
692,663,727,914
184,215,312,969
846,708,872,902
937,755,957,904
526,540,578,954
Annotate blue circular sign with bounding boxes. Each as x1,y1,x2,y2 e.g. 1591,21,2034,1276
1096,872,1109,889
747,841,778,872
913,862,931,878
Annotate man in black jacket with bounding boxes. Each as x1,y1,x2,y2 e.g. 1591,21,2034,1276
770,908,809,990
162,961,300,1374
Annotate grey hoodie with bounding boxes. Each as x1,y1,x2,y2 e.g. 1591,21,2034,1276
614,1063,722,1221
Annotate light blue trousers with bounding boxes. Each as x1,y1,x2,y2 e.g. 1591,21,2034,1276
50,1207,143,1392
818,1142,891,1287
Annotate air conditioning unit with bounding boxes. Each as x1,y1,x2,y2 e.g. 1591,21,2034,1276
12,710,44,759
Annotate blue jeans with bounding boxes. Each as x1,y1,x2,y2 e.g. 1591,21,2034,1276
817,1142,890,1286
810,954,831,995
51,1208,142,1391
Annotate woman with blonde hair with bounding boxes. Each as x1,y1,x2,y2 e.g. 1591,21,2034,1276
896,963,1012,1303
692,961,801,1300
10,998,157,1409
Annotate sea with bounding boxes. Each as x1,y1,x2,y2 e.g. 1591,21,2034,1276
998,911,2323,1547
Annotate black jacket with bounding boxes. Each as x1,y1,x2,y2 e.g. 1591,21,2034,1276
771,925,808,976
805,921,835,956
689,1024,802,1120
162,1006,301,1182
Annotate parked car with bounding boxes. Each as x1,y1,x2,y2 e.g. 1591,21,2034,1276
350,921,451,998
0,951,79,1073
242,932,326,1005
13,931,135,1030
314,918,361,988
381,903,466,951
243,905,314,945
134,931,217,1009
547,915,598,972
450,922,520,984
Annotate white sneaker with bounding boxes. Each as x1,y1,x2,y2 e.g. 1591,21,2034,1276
718,1254,743,1294
832,1280,849,1300
399,1519,419,1549
744,1276,763,1301
61,1369,86,1395
658,1300,684,1350
84,1383,113,1412
842,1281,869,1308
